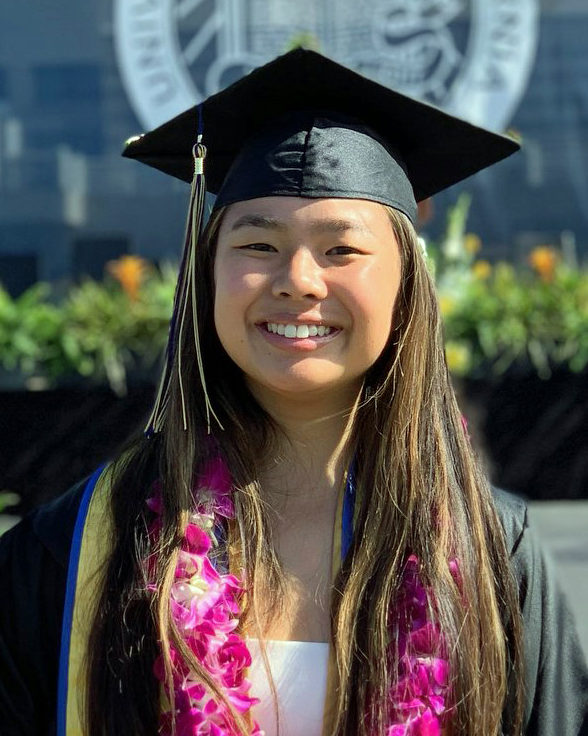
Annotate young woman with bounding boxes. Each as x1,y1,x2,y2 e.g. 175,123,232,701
1,49,587,736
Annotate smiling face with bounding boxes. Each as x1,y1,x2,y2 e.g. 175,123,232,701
213,196,402,405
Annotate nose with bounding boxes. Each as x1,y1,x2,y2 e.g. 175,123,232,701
271,248,328,300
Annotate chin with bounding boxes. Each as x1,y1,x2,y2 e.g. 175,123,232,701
247,370,361,401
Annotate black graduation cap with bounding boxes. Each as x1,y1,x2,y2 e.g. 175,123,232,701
122,49,519,224
123,49,519,225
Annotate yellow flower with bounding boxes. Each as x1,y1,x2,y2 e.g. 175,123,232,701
445,341,472,376
472,260,492,280
464,233,482,255
528,246,558,282
107,255,149,300
439,295,456,317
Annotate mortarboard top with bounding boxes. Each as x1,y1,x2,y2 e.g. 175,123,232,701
122,48,520,224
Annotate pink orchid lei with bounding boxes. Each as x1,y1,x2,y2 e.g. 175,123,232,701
385,557,459,735
146,456,456,736
147,457,263,736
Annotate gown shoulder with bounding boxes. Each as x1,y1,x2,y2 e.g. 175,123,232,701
0,479,86,735
491,487,588,734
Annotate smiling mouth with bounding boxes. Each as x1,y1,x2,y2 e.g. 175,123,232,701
264,322,335,338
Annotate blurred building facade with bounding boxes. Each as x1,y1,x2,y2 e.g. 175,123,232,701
0,0,586,293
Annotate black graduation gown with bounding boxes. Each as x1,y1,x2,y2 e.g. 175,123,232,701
1,481,587,735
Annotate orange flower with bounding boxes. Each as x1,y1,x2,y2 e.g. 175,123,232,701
107,255,149,300
528,246,558,282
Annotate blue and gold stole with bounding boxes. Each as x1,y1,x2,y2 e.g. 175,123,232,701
57,466,112,735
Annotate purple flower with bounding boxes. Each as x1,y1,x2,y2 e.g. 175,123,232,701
407,708,441,736
185,523,213,555
386,555,452,734
196,457,234,518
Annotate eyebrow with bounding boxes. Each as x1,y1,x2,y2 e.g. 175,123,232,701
230,214,288,231
230,213,371,235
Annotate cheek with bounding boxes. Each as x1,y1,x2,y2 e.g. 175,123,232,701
213,263,266,342
215,260,239,296
213,263,240,344
214,262,246,314
353,261,400,336
213,282,244,365
215,256,267,296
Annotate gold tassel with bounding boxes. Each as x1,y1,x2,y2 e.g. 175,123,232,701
145,133,223,436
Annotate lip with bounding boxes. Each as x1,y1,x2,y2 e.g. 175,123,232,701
255,314,342,328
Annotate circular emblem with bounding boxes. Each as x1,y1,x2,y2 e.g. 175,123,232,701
114,0,538,132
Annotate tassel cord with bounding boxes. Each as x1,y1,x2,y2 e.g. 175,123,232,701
146,135,223,435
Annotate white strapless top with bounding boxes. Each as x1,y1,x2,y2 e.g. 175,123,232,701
247,639,329,736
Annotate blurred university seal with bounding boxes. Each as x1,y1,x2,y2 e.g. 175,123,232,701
114,0,538,132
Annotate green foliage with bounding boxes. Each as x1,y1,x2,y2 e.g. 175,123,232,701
62,270,173,394
0,284,65,377
429,195,588,378
0,259,176,394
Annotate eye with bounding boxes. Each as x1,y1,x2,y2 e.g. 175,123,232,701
326,245,361,256
237,243,277,252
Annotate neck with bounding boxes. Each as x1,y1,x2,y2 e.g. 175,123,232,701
249,383,361,504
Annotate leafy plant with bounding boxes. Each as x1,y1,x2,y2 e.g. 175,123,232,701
0,284,65,378
428,196,588,378
60,259,176,394
0,257,177,394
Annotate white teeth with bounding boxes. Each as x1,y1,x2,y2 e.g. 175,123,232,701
296,325,310,338
266,322,334,338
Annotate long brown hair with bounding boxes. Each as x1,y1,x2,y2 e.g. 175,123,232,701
86,204,524,735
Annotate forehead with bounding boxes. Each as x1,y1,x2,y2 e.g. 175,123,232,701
217,196,395,235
